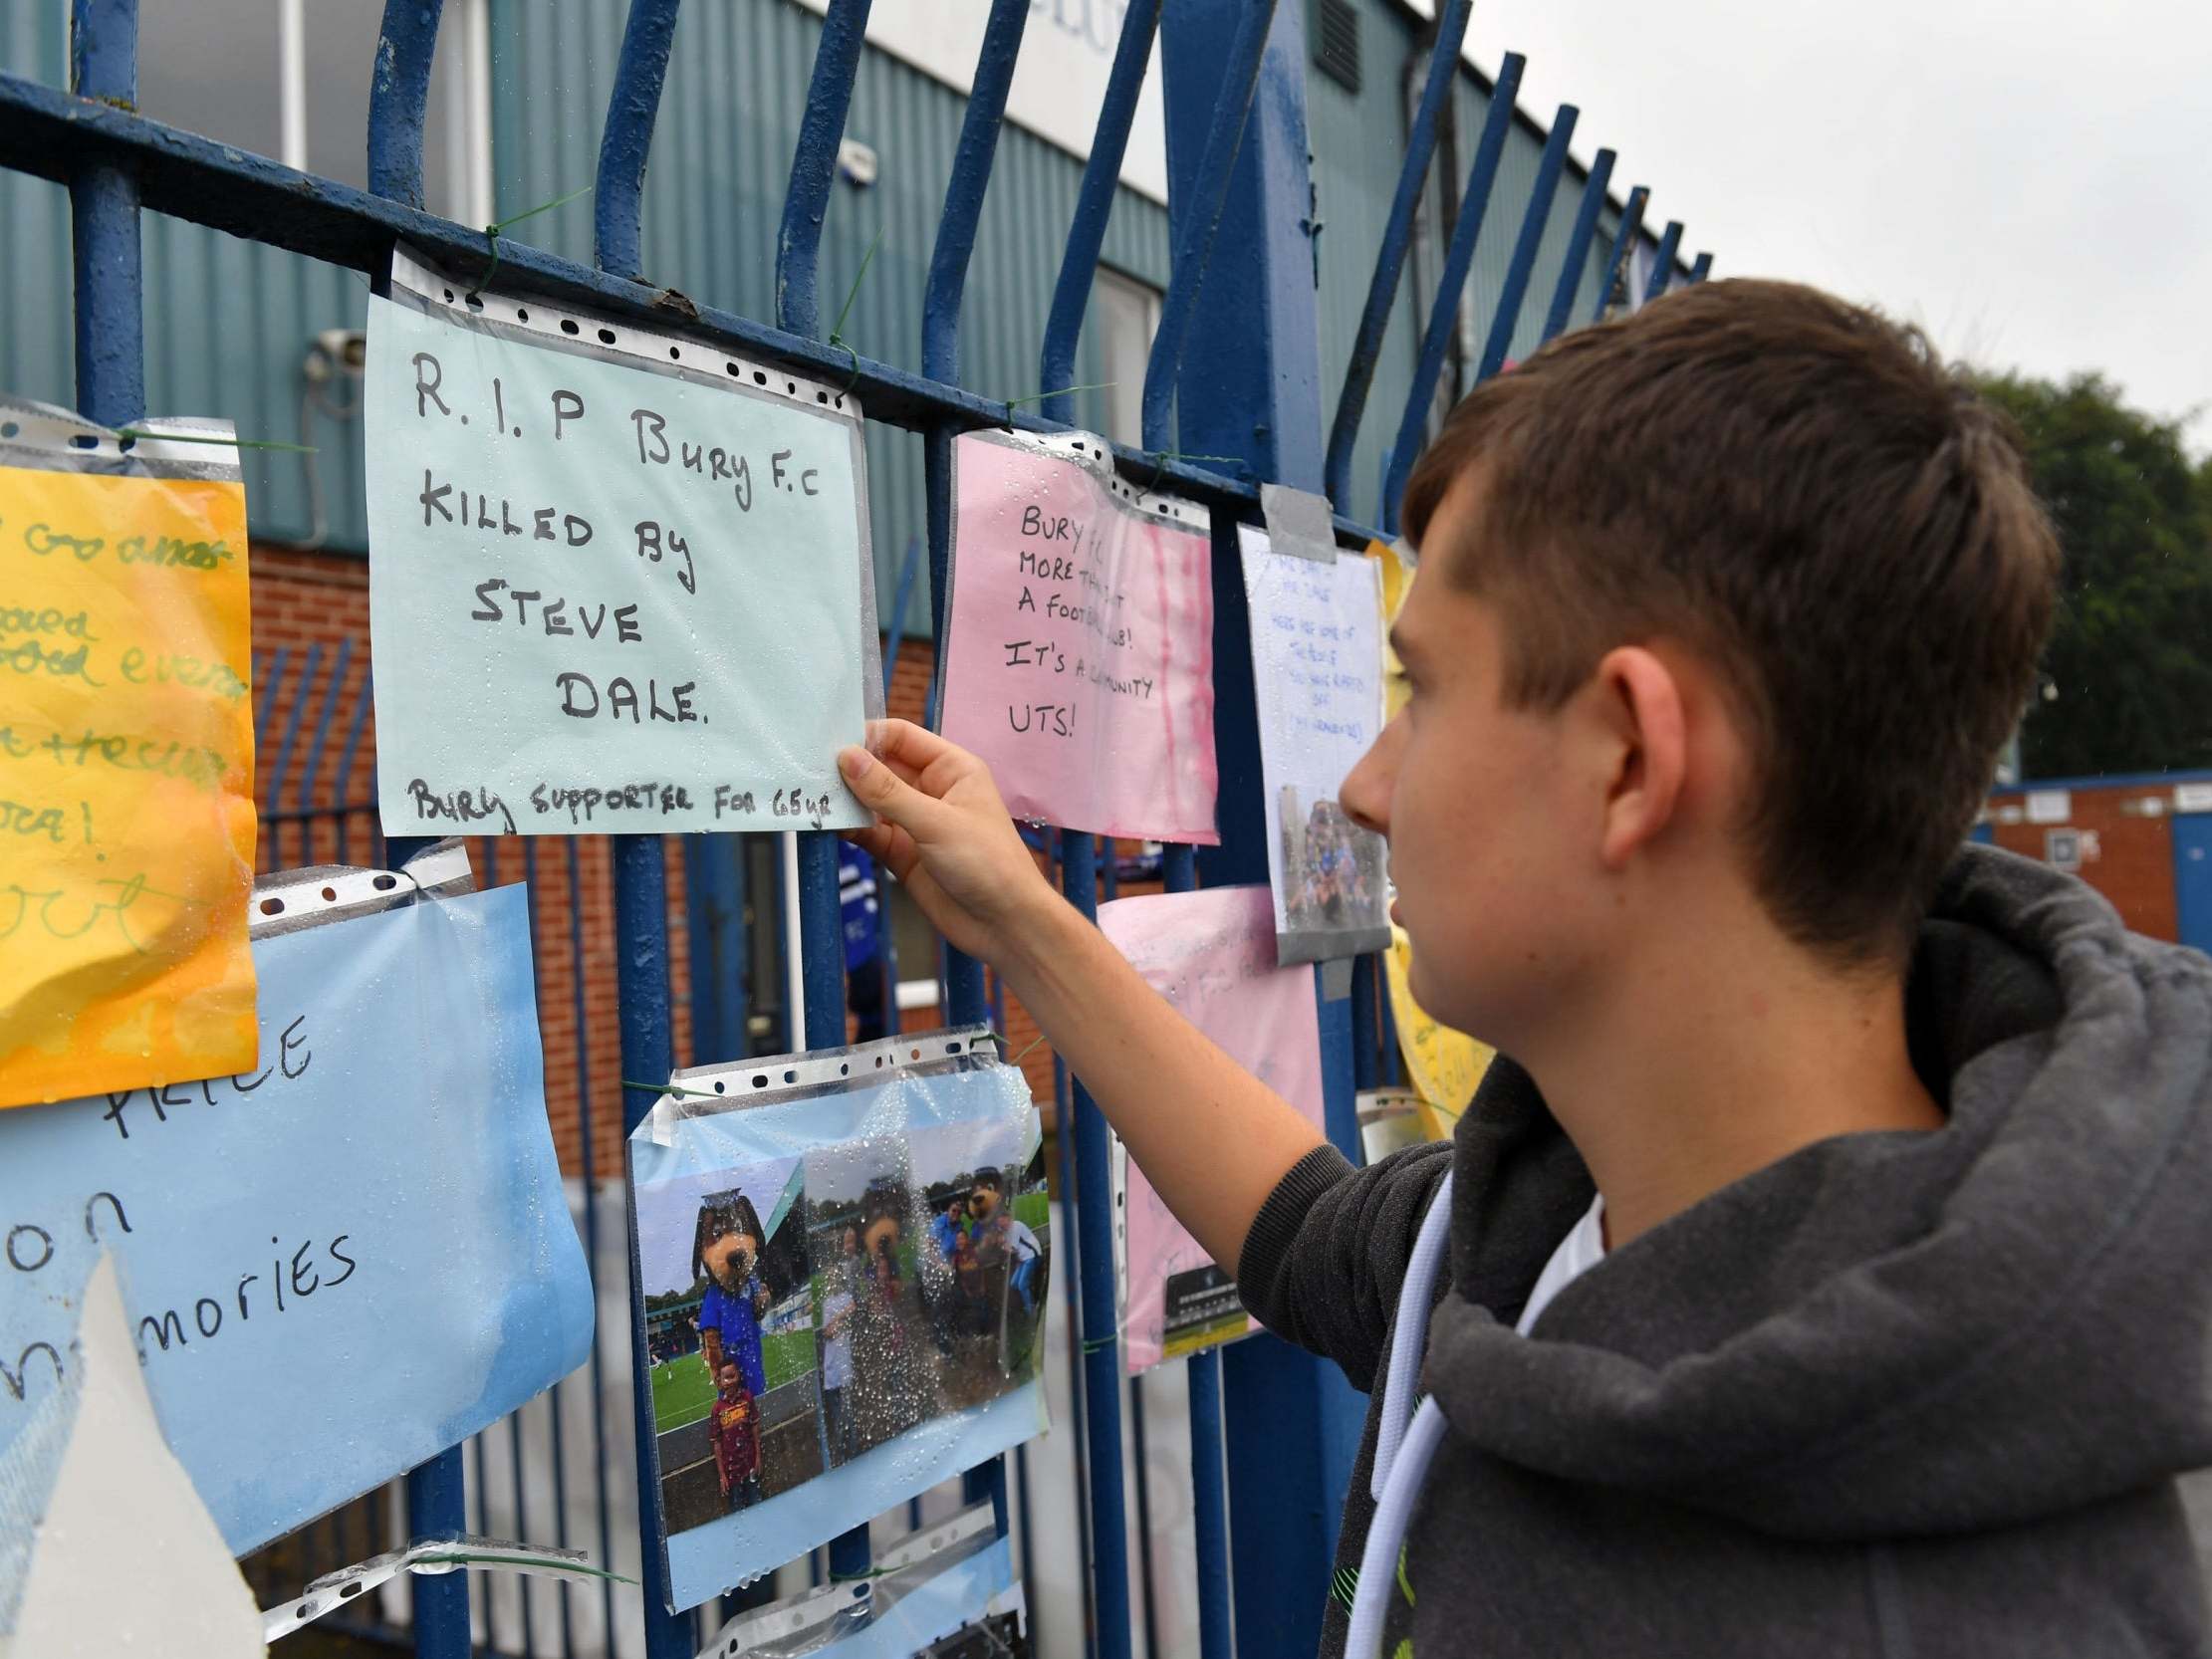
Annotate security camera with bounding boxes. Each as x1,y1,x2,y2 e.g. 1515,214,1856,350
304,328,368,382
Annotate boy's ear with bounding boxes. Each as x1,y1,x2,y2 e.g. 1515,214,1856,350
1589,644,1687,868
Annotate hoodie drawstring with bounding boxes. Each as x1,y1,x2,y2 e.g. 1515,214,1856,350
1347,1171,1455,1658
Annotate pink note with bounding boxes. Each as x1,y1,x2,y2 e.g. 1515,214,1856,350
1097,885,1326,1373
940,432,1218,842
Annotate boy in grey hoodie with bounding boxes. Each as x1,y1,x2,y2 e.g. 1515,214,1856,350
838,280,2212,1655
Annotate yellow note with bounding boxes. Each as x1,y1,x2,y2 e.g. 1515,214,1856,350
1368,538,1414,722
1382,925,1493,1139
0,446,257,1105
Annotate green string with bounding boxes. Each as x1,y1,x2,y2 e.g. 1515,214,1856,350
410,1550,635,1587
622,1078,724,1100
1080,1330,1120,1354
977,1028,1048,1067
1002,379,1117,412
1143,447,1248,492
470,183,596,299
114,427,317,454
824,226,883,396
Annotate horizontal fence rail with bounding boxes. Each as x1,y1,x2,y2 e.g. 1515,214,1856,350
3,1,1709,1654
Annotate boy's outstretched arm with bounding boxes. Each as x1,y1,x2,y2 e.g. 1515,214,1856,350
838,720,1325,1279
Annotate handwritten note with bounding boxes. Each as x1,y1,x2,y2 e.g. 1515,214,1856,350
939,431,1217,841
0,412,257,1109
366,265,879,835
0,884,592,1554
1238,525,1389,964
1098,886,1325,1373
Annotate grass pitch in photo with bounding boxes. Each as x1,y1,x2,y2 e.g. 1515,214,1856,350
635,1154,824,1537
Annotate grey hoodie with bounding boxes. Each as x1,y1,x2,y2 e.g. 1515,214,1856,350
1238,844,2212,1656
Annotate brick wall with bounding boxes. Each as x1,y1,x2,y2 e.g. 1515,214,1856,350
1985,780,2183,941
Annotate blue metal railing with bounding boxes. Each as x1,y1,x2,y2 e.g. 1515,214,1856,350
10,1,1710,1653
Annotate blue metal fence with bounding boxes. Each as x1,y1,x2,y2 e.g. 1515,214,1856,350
1,2,1707,1654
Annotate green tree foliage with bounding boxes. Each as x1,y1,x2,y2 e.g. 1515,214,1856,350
1974,371,2212,777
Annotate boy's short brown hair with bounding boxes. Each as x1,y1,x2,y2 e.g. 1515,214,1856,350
1401,279,2059,964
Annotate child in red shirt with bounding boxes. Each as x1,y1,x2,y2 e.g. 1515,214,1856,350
707,1359,761,1511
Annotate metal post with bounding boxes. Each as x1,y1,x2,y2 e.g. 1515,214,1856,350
1378,52,1524,535
1159,10,1366,1657
1645,219,1684,303
68,0,143,429
776,0,874,340
1589,183,1649,325
1324,0,1473,505
593,15,690,1649
1538,148,1615,347
1473,104,1578,380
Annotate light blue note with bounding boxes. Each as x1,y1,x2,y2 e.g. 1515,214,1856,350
366,271,878,835
0,885,593,1558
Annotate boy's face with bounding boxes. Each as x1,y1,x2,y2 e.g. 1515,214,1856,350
717,1363,743,1396
1342,475,1608,1045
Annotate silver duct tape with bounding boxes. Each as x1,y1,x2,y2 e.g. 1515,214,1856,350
1260,481,1340,563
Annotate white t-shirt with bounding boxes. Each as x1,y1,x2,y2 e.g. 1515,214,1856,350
1513,1197,1605,1336
821,1289,855,1389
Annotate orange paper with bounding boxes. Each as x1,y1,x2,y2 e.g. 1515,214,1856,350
0,431,257,1105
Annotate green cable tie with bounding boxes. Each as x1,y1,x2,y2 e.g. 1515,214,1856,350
470,183,596,299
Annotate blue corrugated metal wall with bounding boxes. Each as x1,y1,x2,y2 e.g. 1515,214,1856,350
488,0,1174,627
0,0,1674,599
1306,9,1633,527
0,2,374,553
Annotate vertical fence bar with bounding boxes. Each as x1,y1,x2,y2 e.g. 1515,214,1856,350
1050,1044,1101,1659
1589,183,1647,325
594,16,690,1652
334,667,374,867
1378,51,1524,534
612,833,687,1657
1472,105,1576,382
1038,0,1162,423
913,0,1034,1590
567,839,619,1650
368,0,444,208
1685,250,1713,284
365,9,470,1654
1140,0,1279,453
1160,839,1231,1659
263,643,323,845
1538,147,1613,347
1161,12,1366,1657
1323,0,1472,506
1059,830,1132,1659
1644,219,1683,303
775,0,872,340
595,0,682,285
293,636,354,870
68,0,144,428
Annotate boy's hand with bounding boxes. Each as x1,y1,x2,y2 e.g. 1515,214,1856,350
838,721,1064,967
